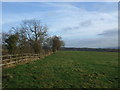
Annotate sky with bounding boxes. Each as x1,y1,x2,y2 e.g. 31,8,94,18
2,2,118,48
1,0,119,2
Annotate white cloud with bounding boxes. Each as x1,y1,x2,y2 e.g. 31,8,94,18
2,0,119,2
0,2,2,33
47,8,118,37
2,2,118,48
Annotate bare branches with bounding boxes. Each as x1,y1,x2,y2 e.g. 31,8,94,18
2,19,65,54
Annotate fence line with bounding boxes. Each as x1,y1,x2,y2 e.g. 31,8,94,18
0,51,53,68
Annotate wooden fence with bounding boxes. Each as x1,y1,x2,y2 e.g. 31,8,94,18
0,51,53,68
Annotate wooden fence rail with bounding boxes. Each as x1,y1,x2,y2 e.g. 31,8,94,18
0,51,53,68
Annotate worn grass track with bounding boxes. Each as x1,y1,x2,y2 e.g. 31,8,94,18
2,51,119,88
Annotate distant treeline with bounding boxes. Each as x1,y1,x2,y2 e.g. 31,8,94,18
61,47,119,52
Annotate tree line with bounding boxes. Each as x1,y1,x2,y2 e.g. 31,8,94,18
2,19,65,55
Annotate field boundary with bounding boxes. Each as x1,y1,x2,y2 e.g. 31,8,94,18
1,51,53,68
62,48,119,52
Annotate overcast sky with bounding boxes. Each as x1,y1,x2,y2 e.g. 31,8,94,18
2,2,118,48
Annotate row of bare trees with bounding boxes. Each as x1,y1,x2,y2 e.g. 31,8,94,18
2,19,65,55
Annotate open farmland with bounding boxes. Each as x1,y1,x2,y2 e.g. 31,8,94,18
2,51,119,88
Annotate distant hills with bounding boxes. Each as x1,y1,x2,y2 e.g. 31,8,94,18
61,47,119,52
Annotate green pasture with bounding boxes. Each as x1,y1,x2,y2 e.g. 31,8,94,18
2,51,119,88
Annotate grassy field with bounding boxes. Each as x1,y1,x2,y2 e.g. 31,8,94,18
2,51,119,88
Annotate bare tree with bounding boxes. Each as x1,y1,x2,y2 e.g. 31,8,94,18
52,36,65,52
2,19,65,55
16,19,48,54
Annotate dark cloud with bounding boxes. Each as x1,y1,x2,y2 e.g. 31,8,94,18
63,27,73,31
62,26,80,33
62,20,92,32
98,29,118,36
100,18,105,21
79,20,92,27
